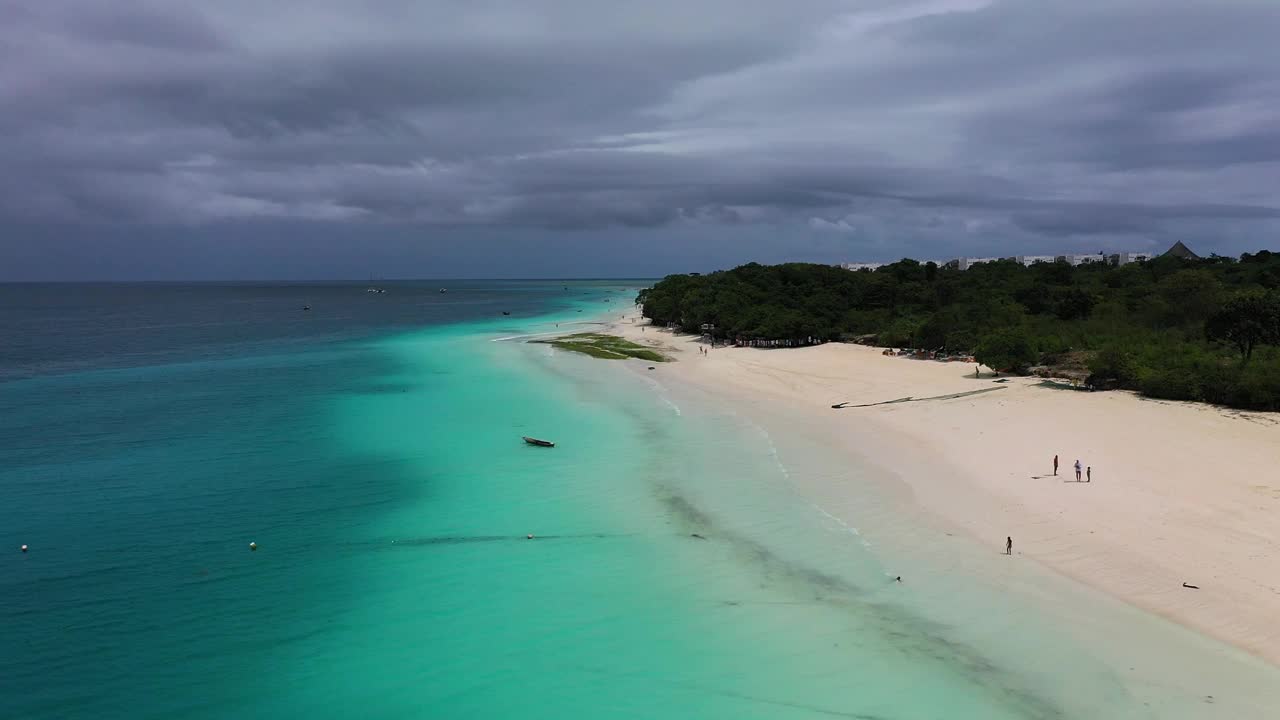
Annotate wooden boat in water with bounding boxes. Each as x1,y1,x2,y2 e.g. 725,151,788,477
522,436,555,448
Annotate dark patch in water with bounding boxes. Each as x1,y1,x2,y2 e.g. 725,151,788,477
350,382,416,395
571,664,890,720
383,533,625,547
650,483,1068,720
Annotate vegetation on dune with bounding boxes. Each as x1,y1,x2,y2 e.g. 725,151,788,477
537,333,668,362
637,251,1280,410
974,328,1036,375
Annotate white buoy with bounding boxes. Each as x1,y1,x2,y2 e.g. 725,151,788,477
20,544,28,553
249,541,258,551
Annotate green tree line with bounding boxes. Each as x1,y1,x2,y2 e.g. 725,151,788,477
637,251,1280,410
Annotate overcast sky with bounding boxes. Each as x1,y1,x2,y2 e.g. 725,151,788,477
3,0,1279,279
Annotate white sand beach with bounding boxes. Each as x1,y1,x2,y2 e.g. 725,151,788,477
610,314,1280,667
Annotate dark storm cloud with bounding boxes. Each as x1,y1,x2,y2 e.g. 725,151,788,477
2,0,1279,272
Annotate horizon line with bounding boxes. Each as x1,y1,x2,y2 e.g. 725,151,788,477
0,277,664,284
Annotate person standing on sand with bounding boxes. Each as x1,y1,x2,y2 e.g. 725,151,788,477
1087,466,1092,483
1074,459,1082,482
1053,455,1059,476
1006,536,1013,555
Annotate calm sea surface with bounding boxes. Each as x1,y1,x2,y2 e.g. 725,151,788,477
3,281,1279,719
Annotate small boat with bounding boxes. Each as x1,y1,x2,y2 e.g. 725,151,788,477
522,436,555,448
502,311,511,316
439,288,447,294
302,305,311,311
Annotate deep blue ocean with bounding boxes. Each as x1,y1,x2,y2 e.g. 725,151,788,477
1,281,662,718
5,281,1280,719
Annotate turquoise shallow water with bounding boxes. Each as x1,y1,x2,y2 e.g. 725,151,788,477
4,281,1279,718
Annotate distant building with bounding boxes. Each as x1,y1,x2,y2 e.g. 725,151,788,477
1003,255,1056,266
1054,253,1109,266
839,248,1164,272
944,257,1000,271
1163,241,1201,260
1107,251,1153,266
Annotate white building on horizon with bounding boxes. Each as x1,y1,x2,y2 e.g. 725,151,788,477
1003,255,1057,266
840,251,1157,272
1110,251,1154,265
943,257,1001,271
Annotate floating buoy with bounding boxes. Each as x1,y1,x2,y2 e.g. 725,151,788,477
249,542,258,551
20,544,28,553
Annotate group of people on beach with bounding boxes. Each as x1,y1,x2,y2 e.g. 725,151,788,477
1008,455,1098,555
1053,454,1091,482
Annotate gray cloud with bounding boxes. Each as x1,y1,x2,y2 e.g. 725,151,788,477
2,0,1279,275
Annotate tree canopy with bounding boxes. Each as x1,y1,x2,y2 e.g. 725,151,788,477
639,252,1280,411
1205,290,1280,362
974,328,1035,374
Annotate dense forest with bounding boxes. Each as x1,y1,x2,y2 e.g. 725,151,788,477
636,250,1280,410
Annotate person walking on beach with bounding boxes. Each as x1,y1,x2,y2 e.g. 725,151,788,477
1074,459,1082,482
1053,454,1059,476
1086,466,1091,483
1006,536,1013,555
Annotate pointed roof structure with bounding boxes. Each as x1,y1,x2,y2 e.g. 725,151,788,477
1163,241,1200,260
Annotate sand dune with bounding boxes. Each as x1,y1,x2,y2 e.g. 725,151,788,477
611,315,1280,666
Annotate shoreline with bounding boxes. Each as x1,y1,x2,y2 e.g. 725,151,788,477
604,313,1280,669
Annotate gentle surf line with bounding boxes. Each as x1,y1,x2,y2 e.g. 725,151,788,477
811,503,873,549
